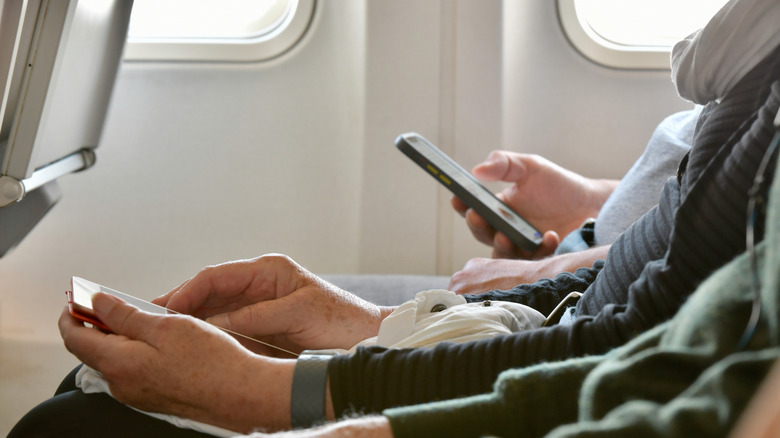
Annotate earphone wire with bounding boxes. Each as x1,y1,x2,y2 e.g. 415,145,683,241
737,113,780,350
162,307,299,357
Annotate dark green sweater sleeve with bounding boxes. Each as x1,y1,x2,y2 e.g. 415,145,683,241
546,350,780,438
384,355,604,438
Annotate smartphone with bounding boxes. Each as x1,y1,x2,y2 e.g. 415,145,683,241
396,132,542,251
65,277,298,356
67,276,173,331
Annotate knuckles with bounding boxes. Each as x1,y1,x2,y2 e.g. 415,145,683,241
256,253,297,270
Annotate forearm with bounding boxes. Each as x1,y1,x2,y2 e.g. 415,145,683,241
462,259,604,315
450,246,608,296
587,179,620,210
208,356,297,433
556,177,620,235
541,245,610,277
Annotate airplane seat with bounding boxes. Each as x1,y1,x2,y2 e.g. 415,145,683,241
322,274,451,306
0,0,132,257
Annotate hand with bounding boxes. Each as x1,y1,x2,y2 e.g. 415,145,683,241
59,293,295,432
448,258,546,294
153,254,393,355
448,245,610,294
452,151,618,259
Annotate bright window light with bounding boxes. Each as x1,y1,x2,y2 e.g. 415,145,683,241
123,0,315,62
575,0,730,47
128,0,291,40
558,0,729,69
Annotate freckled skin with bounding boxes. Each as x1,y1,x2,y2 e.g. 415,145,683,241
60,254,393,432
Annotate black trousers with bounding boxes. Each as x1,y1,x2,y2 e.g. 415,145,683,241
8,365,215,438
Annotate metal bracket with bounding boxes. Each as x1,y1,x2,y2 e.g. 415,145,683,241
0,148,94,207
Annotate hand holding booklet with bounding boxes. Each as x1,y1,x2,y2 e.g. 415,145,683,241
66,277,174,331
65,276,298,356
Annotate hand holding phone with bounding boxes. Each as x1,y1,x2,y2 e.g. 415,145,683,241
67,276,173,331
396,132,543,251
66,276,298,356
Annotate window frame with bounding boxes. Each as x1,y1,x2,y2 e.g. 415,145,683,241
557,0,673,70
122,0,316,62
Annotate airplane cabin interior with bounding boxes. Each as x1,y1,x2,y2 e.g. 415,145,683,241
3,0,779,436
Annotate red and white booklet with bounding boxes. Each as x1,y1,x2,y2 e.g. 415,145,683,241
66,276,174,331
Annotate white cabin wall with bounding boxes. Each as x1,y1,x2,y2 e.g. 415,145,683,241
356,0,443,274
445,1,506,273
0,1,370,339
357,0,506,275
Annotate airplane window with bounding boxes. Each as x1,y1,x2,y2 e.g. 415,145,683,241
123,0,315,62
559,0,729,69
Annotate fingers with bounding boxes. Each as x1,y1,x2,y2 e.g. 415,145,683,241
535,231,561,258
161,255,304,317
451,196,468,217
151,277,190,307
92,293,159,342
58,296,154,372
491,230,559,260
163,259,262,315
464,207,556,260
491,232,519,259
464,208,495,246
454,151,539,252
472,151,530,183
205,296,297,339
59,305,111,360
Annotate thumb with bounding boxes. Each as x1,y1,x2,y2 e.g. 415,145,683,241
92,292,156,342
472,151,528,183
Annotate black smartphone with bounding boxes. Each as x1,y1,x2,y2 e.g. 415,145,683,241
396,132,542,251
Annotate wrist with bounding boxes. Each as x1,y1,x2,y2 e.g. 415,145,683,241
584,178,619,217
379,305,398,321
291,350,338,429
544,245,610,275
207,355,295,433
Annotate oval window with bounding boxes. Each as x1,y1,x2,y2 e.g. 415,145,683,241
124,0,315,62
558,0,728,69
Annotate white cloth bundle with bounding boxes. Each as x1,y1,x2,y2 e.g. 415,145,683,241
351,289,545,350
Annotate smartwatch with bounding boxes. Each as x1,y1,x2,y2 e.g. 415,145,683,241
290,350,338,429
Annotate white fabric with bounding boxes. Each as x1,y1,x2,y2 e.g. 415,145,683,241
76,366,239,437
671,0,780,104
351,289,545,350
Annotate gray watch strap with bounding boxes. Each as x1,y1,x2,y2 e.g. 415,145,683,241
290,351,335,429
